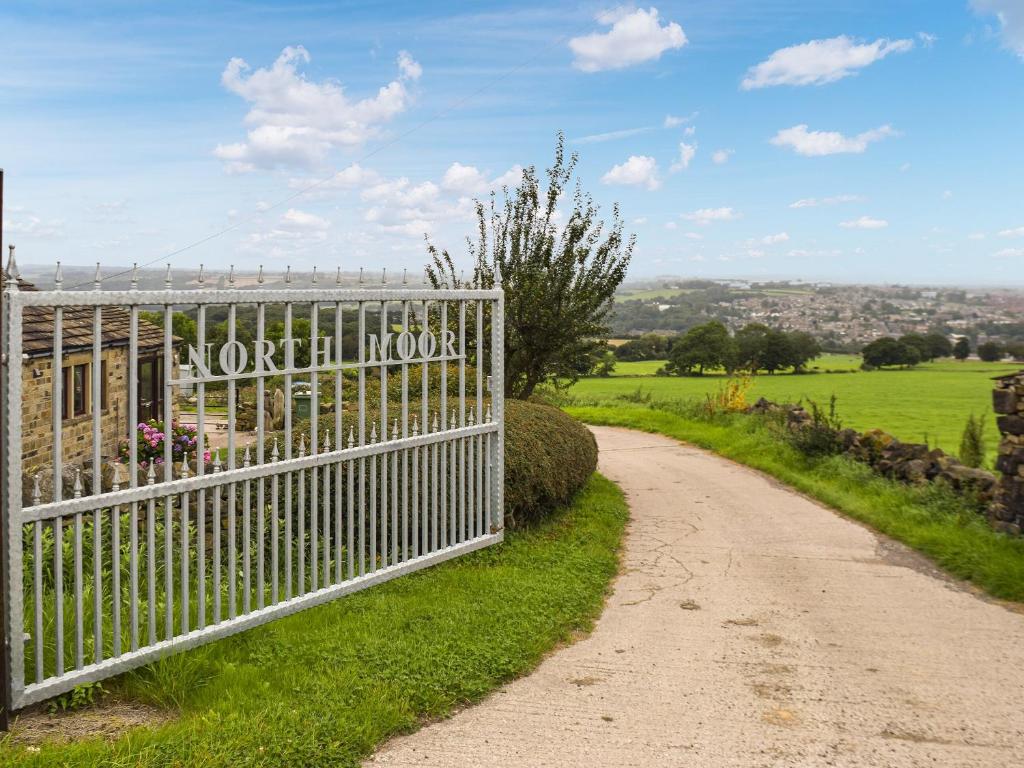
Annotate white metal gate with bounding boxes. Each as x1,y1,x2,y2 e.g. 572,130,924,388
0,251,504,712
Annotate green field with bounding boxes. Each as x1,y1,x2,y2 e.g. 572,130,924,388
579,357,1021,460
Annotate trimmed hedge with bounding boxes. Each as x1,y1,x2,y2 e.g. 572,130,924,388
504,400,597,528
231,398,596,531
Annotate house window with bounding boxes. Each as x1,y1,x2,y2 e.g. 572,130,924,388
62,363,90,419
138,356,163,421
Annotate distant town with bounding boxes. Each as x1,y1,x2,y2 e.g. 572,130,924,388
611,279,1024,355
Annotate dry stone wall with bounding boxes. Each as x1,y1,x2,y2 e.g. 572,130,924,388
992,371,1024,535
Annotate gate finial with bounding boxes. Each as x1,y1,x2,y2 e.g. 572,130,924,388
358,267,364,286
228,264,235,287
391,418,399,441
402,268,408,286
370,423,377,443
181,452,191,479
323,432,331,452
73,468,83,498
111,463,123,492
298,433,307,458
285,265,292,284
271,437,280,462
311,265,318,285
5,244,18,285
381,267,387,286
347,426,355,448
412,415,419,437
336,266,342,286
31,474,41,506
130,262,139,290
197,264,205,288
164,264,172,290
257,265,264,284
54,261,63,290
94,262,102,290
243,445,251,468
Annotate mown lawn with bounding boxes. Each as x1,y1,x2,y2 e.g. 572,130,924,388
586,357,1021,460
0,476,628,767
570,404,1024,604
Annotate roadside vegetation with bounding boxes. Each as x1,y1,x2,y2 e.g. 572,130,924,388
2,474,628,766
573,357,1020,460
565,399,1024,603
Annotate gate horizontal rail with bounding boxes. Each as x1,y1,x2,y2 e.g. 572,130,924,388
1,258,505,713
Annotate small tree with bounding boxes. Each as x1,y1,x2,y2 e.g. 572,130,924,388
958,413,985,468
425,134,633,399
977,341,1004,362
665,321,734,376
953,337,971,360
592,349,617,377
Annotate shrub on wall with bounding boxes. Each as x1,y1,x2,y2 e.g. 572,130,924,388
504,400,597,528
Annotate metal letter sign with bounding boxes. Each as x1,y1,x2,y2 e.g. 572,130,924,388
0,254,504,715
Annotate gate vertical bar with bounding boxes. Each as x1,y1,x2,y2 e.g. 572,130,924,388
490,284,505,533
91,271,103,662
2,253,25,720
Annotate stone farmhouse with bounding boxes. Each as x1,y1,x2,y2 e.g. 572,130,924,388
3,272,181,476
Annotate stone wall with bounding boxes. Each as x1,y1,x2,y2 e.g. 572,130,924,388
748,398,999,507
991,371,1024,535
20,348,180,495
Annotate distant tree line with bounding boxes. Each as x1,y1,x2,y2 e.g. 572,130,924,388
614,322,823,376
860,332,1024,368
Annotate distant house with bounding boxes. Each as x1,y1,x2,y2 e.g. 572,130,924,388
2,272,181,473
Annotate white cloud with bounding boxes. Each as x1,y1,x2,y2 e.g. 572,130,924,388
918,32,938,47
839,216,888,229
942,189,954,200
994,248,1024,258
900,162,911,172
441,162,489,195
572,126,655,144
242,207,331,256
681,207,741,225
789,193,861,208
2,212,65,239
397,50,422,80
998,226,1024,237
711,149,733,164
633,217,648,225
761,232,790,244
664,221,678,230
741,35,913,89
684,231,703,240
683,125,696,137
670,141,697,172
664,113,693,128
288,163,384,194
492,165,524,189
281,208,330,231
214,46,421,172
971,1,1024,59
601,155,661,190
569,7,687,72
770,124,897,156
968,232,986,240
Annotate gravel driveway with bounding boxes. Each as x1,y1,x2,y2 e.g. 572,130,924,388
366,426,1024,767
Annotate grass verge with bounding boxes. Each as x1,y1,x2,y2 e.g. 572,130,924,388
1,474,627,767
569,403,1024,603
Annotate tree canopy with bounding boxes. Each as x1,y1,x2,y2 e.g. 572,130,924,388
426,133,633,399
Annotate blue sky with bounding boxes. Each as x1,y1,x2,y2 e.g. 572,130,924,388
2,1,1022,284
